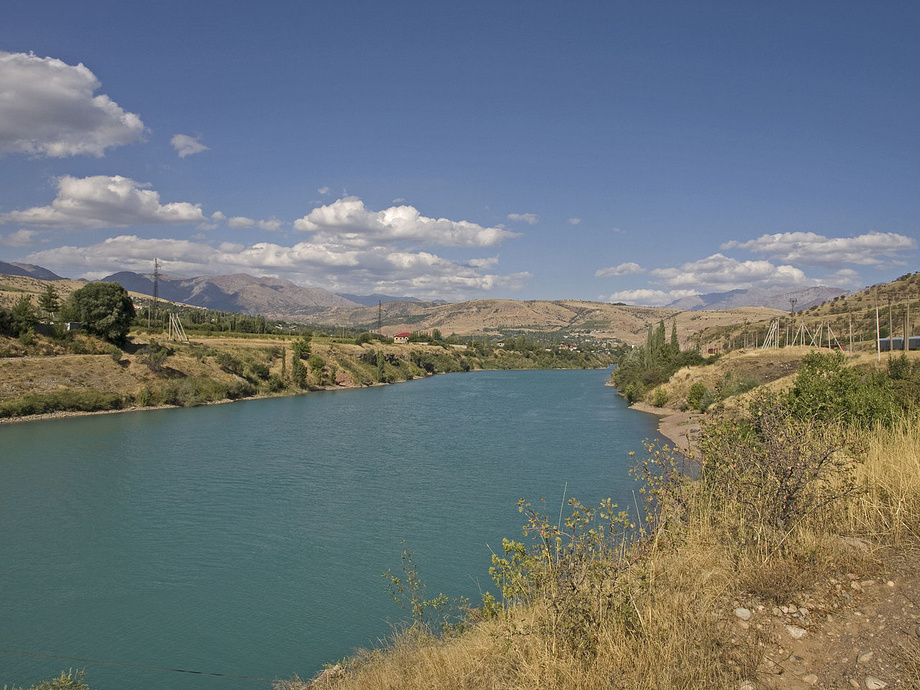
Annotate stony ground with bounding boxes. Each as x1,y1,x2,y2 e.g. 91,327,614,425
725,546,920,689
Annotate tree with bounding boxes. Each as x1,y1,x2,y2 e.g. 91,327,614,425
11,295,37,336
62,282,136,344
291,356,307,388
37,284,61,321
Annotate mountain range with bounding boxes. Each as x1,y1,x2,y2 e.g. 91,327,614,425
101,271,360,316
2,261,848,323
666,286,847,312
0,261,64,281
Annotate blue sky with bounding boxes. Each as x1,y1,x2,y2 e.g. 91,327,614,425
1,1,918,304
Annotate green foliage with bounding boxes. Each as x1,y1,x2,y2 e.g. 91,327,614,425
489,496,635,658
355,331,373,345
652,386,669,408
787,351,897,427
888,354,920,413
0,390,124,418
11,294,37,336
158,376,253,407
291,338,311,359
687,382,709,411
697,392,861,539
308,354,326,374
37,284,60,320
143,340,169,372
383,546,467,633
63,282,135,344
291,356,307,388
215,351,244,376
4,669,92,690
612,338,708,403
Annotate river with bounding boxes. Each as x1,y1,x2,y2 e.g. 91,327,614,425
0,368,659,689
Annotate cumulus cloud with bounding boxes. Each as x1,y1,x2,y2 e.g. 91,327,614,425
0,175,206,228
568,218,581,225
0,229,38,247
507,212,538,225
0,51,146,158
294,196,518,248
25,234,530,301
171,133,209,158
257,218,282,232
651,253,812,292
603,289,699,307
318,186,330,195
228,216,256,228
723,231,915,268
595,262,645,278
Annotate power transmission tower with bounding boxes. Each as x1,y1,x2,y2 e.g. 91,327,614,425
168,312,188,342
377,300,382,334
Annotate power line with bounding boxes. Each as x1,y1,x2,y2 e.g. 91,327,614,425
0,648,272,682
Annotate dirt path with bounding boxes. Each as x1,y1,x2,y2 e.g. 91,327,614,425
725,547,920,688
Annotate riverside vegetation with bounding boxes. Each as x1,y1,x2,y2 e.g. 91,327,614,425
0,284,613,421
269,349,920,690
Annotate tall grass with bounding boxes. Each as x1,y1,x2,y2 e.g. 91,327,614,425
848,419,920,544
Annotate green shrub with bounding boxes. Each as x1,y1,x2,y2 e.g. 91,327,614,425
652,386,669,408
0,390,124,418
687,382,708,411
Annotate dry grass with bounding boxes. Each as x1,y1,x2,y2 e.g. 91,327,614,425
848,419,920,543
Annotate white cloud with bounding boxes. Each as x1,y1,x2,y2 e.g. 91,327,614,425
0,175,207,228
507,212,538,225
0,51,146,158
823,268,862,288
258,218,282,232
724,231,916,268
171,133,209,158
0,229,38,247
568,218,581,225
25,233,529,301
318,186,330,195
611,227,626,235
603,289,699,307
228,216,256,228
651,253,813,292
294,196,518,248
595,262,645,278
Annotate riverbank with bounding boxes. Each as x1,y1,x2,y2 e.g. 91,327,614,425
628,401,702,453
0,332,615,424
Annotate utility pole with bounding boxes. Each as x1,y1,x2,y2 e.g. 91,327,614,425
153,258,160,329
888,292,893,355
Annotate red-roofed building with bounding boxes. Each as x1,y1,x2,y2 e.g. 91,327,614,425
393,332,411,344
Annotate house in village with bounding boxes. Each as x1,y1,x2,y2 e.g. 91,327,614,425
393,332,411,344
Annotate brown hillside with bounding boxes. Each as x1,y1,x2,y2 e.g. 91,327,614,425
321,298,782,345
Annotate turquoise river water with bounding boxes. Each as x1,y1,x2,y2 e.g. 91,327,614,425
0,368,660,689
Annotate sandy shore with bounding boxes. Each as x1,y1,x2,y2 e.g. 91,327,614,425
629,402,702,454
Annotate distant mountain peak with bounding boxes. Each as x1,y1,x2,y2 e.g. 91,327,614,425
336,292,422,307
0,261,65,281
101,271,361,315
666,286,848,312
